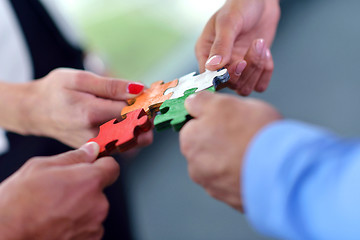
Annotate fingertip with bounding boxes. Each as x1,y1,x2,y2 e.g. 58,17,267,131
184,94,197,112
205,55,224,70
235,60,247,76
185,91,214,117
95,157,121,187
79,142,100,161
255,38,266,56
206,55,222,65
127,82,144,95
137,131,154,147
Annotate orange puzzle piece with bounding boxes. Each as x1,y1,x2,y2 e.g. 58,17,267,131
121,79,178,117
88,108,152,157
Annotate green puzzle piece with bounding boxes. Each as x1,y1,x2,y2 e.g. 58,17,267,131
154,86,215,132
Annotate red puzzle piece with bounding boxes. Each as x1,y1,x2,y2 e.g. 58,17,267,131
88,108,152,157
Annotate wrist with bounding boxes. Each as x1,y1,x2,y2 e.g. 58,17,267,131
0,81,35,135
0,195,24,240
18,81,43,136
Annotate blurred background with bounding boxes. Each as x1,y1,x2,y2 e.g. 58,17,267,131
55,0,360,239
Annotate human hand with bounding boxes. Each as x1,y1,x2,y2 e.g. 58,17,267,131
180,92,281,211
196,0,280,95
0,142,119,240
22,68,153,148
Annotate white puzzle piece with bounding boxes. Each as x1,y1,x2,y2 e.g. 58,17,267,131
164,69,229,99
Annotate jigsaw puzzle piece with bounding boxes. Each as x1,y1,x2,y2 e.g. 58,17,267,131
163,69,229,100
88,108,152,157
121,79,178,117
154,86,215,132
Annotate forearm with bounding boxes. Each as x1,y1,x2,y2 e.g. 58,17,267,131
0,190,25,240
244,120,360,239
0,81,34,135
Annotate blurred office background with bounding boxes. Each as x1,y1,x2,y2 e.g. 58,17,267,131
56,0,360,239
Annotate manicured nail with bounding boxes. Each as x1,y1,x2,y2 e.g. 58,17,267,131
127,82,144,95
235,61,247,76
206,55,222,66
255,39,265,55
80,142,99,159
266,49,271,59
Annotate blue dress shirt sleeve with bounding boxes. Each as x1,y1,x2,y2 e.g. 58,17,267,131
243,120,360,240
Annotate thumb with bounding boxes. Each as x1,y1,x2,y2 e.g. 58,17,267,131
184,91,215,118
205,17,240,71
93,157,120,188
70,71,145,100
47,142,100,166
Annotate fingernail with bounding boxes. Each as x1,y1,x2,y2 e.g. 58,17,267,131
127,82,144,95
80,142,99,159
206,55,222,66
266,49,271,59
255,39,265,55
235,61,247,76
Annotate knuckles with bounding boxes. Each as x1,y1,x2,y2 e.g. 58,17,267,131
24,157,48,170
83,109,101,128
93,196,110,223
248,56,265,70
105,78,122,99
73,70,94,89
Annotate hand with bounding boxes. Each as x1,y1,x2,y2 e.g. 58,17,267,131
21,68,152,148
196,0,280,95
0,142,119,240
179,91,281,211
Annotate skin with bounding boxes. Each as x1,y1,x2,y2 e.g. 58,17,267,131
0,142,119,240
180,92,282,211
0,68,153,148
196,0,280,95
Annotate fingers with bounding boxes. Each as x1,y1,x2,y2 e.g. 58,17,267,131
227,39,274,96
195,17,216,73
86,99,128,126
236,39,267,95
205,15,240,71
255,49,274,92
46,142,100,166
137,130,154,147
69,70,144,100
184,91,215,118
93,157,120,188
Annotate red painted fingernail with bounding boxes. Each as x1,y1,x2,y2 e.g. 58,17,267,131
235,61,247,76
127,82,144,94
206,55,222,66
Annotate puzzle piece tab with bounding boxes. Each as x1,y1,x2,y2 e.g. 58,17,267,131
163,69,229,100
121,79,178,117
154,86,215,132
89,108,152,157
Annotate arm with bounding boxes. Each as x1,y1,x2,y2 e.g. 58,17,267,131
180,91,360,239
244,121,360,240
